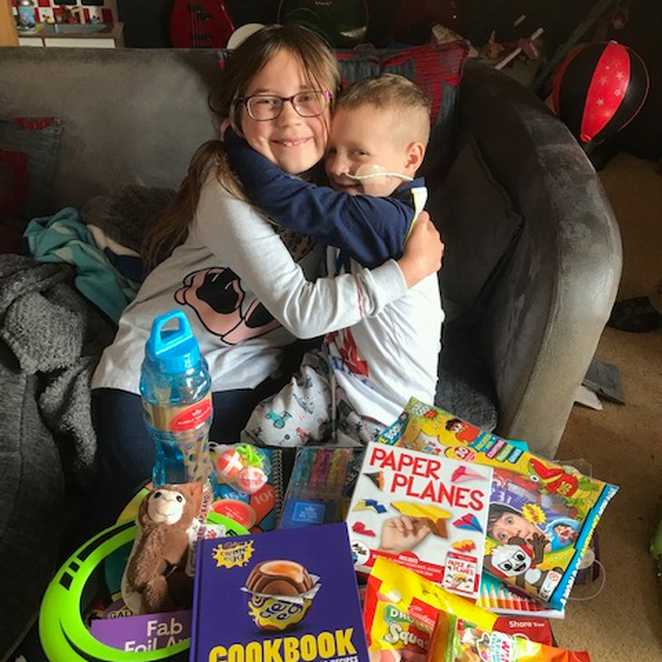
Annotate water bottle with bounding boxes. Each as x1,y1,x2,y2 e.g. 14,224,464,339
141,310,213,486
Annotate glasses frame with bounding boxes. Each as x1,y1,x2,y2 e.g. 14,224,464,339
236,89,333,121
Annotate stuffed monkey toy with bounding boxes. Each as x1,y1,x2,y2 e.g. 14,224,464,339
121,482,203,614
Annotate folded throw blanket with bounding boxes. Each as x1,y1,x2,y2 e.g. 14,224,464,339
24,206,141,323
0,254,115,486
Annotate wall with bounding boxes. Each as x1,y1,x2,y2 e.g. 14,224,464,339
116,0,279,48
114,0,604,51
605,1,662,160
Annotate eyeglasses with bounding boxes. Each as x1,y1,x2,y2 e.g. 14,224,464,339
236,90,332,121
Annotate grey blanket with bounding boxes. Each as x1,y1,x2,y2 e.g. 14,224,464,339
0,254,115,487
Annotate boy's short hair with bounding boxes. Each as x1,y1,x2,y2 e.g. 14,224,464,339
337,74,432,144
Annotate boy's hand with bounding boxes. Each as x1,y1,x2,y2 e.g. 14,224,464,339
397,211,444,287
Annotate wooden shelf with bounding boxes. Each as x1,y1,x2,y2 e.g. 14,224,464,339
17,21,124,48
0,0,19,46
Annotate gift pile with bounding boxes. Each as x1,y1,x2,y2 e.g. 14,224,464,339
39,398,617,662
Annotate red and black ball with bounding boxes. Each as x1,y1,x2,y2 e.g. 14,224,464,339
550,41,649,149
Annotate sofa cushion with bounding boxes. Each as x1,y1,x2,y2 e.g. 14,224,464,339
0,117,63,255
0,117,63,220
430,135,523,322
435,320,498,431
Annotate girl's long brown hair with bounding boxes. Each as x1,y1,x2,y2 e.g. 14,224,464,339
143,24,341,269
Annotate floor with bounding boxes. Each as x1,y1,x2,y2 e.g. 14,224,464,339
552,153,662,659
7,155,660,662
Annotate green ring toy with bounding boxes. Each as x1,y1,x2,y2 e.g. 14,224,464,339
39,490,248,661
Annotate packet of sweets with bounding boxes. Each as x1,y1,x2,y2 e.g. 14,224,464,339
445,618,591,661
378,398,618,611
364,558,496,661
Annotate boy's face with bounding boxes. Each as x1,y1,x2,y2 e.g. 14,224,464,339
491,512,541,544
325,104,415,196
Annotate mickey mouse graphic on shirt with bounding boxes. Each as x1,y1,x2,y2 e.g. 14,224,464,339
175,267,280,344
175,230,315,345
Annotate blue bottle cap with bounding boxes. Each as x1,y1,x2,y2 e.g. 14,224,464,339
145,310,201,374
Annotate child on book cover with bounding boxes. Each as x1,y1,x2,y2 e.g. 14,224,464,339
482,469,583,604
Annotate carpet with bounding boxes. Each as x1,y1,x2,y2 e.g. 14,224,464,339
553,152,662,659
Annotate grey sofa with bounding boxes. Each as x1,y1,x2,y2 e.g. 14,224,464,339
0,46,620,657
1,47,621,455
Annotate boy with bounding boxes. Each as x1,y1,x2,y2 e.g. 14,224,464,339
225,74,443,445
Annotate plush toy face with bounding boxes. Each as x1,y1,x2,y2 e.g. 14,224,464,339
146,488,189,526
492,543,532,577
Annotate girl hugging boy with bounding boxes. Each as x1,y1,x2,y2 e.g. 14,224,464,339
225,73,444,447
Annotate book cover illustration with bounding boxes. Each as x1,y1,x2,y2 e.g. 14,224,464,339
346,441,493,599
381,397,618,610
190,523,369,662
477,573,565,619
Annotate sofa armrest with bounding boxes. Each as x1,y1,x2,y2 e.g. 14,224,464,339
451,61,622,456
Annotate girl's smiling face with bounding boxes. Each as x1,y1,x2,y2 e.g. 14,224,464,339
240,48,331,175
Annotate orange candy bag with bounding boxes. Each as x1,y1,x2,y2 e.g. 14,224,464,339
444,618,591,661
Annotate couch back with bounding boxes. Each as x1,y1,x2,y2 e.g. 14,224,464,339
0,48,222,210
1,47,623,456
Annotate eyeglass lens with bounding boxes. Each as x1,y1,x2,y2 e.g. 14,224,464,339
247,91,326,120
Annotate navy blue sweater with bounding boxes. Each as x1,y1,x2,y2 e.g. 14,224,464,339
224,130,422,269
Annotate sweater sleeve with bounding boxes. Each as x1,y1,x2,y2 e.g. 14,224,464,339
193,179,407,339
224,132,415,268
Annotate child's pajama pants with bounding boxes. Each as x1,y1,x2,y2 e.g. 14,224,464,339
242,349,384,447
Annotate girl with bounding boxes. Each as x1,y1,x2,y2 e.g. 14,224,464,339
91,25,442,522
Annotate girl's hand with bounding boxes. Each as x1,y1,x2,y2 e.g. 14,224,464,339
397,211,444,287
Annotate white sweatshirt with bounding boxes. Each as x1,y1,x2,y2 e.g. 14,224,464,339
323,189,443,426
92,175,408,394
